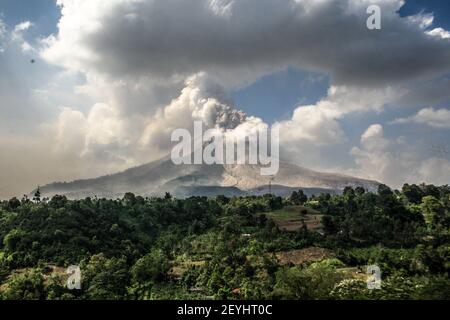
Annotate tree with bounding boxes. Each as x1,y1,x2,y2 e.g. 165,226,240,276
421,196,445,230
273,260,344,300
4,229,27,252
33,187,41,202
123,192,136,205
2,269,46,300
7,197,21,210
49,195,68,208
355,187,366,196
290,190,308,205
131,250,170,284
331,279,372,300
82,254,130,300
402,184,423,204
377,185,396,210
129,250,171,299
421,184,440,199
164,192,173,200
343,186,355,198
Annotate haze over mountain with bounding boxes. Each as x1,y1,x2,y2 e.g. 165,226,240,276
37,155,380,199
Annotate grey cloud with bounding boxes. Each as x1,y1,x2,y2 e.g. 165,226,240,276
43,0,450,88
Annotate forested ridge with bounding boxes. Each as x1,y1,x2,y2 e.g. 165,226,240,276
0,183,449,300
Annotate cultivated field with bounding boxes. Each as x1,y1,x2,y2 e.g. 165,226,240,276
263,206,324,233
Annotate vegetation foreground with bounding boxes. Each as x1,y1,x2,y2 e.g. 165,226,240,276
0,184,449,300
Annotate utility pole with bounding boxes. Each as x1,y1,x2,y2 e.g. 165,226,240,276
269,176,274,195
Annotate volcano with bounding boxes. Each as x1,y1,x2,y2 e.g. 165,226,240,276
37,155,380,199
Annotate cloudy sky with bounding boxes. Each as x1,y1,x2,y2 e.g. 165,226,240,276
0,0,450,198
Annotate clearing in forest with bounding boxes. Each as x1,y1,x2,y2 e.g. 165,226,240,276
263,205,323,232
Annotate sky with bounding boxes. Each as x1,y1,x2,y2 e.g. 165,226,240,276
0,0,450,198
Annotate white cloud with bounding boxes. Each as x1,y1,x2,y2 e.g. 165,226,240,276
11,21,33,42
360,124,391,150
392,107,450,129
47,72,253,171
20,41,34,52
54,107,88,155
0,19,6,52
407,12,434,30
277,105,345,145
350,124,397,184
52,103,139,166
426,28,450,39
350,124,450,187
272,84,404,171
13,21,33,33
417,158,450,185
9,20,36,52
139,72,249,152
209,0,234,18
0,19,6,37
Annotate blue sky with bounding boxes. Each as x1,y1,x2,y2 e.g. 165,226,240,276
399,0,450,29
0,0,450,197
0,0,60,37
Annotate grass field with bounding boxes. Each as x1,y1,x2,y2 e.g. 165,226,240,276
262,205,324,232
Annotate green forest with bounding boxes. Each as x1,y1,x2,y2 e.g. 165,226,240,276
0,183,449,300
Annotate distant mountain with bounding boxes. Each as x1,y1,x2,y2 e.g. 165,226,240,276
37,156,380,199
36,157,379,199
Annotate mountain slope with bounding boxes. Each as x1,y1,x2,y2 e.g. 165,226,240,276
38,156,380,199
